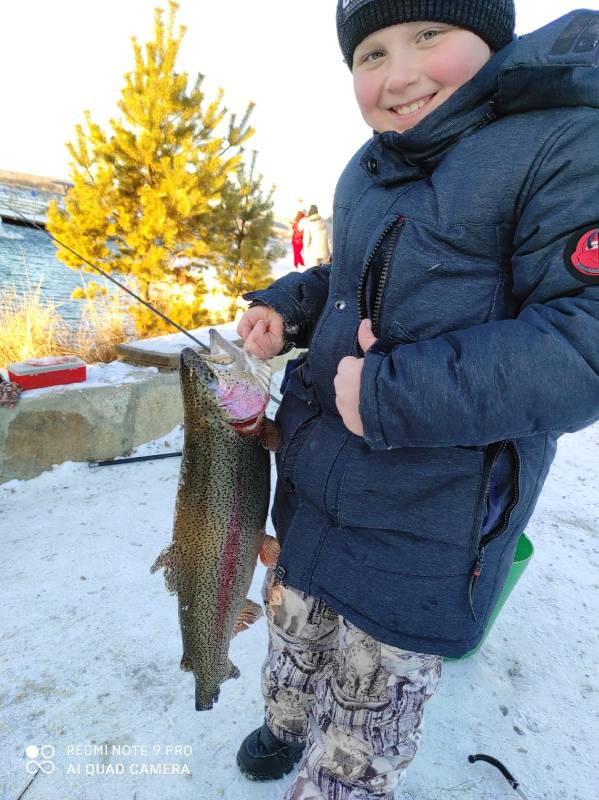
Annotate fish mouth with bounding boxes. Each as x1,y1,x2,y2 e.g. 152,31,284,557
180,343,270,425
217,381,269,423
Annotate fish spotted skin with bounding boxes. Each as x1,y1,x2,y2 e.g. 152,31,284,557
151,331,273,711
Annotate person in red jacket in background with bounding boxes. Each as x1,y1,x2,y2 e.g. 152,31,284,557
291,210,306,268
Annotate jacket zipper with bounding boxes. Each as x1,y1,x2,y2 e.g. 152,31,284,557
468,441,521,620
372,218,405,335
357,215,405,336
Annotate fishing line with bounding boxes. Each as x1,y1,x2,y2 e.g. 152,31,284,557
2,199,282,404
2,199,209,350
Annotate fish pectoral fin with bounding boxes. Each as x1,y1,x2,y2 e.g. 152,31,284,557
258,417,283,452
232,598,263,637
259,534,281,568
149,543,177,593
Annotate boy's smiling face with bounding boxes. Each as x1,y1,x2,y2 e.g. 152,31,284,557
352,21,492,134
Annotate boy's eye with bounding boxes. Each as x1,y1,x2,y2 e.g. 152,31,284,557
416,28,444,43
362,49,384,63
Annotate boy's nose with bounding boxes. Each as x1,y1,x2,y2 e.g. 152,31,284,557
384,57,418,94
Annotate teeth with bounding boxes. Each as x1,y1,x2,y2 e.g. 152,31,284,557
392,97,429,116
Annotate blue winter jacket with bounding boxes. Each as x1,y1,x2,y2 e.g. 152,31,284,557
246,11,599,657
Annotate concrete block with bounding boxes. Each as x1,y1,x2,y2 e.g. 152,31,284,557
0,365,181,483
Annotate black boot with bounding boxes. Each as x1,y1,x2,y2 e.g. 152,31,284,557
236,722,305,781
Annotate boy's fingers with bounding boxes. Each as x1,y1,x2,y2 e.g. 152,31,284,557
245,325,276,359
337,356,359,376
357,318,377,352
243,330,261,356
237,318,252,339
239,308,284,358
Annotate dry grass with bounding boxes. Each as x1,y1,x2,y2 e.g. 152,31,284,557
0,282,71,365
0,282,132,367
0,274,240,370
72,289,134,363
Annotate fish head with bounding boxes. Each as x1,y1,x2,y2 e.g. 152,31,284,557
179,329,271,434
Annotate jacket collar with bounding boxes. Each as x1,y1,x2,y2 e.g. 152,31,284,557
360,43,516,183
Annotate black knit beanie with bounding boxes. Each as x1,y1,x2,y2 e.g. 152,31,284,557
337,0,516,68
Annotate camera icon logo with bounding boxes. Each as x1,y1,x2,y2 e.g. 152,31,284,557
25,744,55,774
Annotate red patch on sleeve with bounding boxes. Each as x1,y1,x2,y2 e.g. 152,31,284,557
564,226,599,283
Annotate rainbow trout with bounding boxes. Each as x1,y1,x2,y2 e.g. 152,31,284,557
151,329,280,710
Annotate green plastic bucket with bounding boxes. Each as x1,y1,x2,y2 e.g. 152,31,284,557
448,533,534,660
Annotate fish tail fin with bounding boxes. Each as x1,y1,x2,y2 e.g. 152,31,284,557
232,598,263,637
193,663,238,711
150,543,177,593
259,533,281,568
195,683,219,711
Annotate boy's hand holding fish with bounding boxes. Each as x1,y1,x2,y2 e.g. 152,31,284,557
237,305,285,359
239,307,378,437
334,318,377,437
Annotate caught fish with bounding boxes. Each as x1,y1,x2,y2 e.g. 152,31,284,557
151,328,281,710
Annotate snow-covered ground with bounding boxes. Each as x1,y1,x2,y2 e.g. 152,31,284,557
1,389,598,800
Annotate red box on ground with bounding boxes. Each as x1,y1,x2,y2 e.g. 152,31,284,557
7,356,87,391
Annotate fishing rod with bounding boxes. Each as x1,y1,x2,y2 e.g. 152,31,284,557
3,199,282,405
89,451,182,468
2,200,209,351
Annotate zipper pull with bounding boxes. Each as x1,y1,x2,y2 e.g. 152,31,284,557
468,546,486,621
476,98,498,130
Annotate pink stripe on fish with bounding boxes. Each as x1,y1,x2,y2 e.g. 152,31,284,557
214,470,243,638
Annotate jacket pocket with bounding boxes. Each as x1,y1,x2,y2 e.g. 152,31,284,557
275,356,320,493
479,442,521,548
468,441,521,620
377,221,505,343
337,444,485,577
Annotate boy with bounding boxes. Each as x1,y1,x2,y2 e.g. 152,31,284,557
236,2,599,798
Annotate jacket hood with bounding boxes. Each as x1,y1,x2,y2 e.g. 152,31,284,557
362,10,599,177
496,10,599,115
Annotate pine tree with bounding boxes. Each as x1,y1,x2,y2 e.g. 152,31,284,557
47,1,256,335
210,151,285,320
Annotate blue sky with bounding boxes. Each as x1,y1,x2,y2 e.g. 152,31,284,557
2,1,595,218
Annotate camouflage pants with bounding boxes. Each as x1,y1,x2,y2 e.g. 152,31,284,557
261,569,443,800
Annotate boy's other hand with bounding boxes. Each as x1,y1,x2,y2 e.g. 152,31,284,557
237,305,285,359
334,319,377,436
